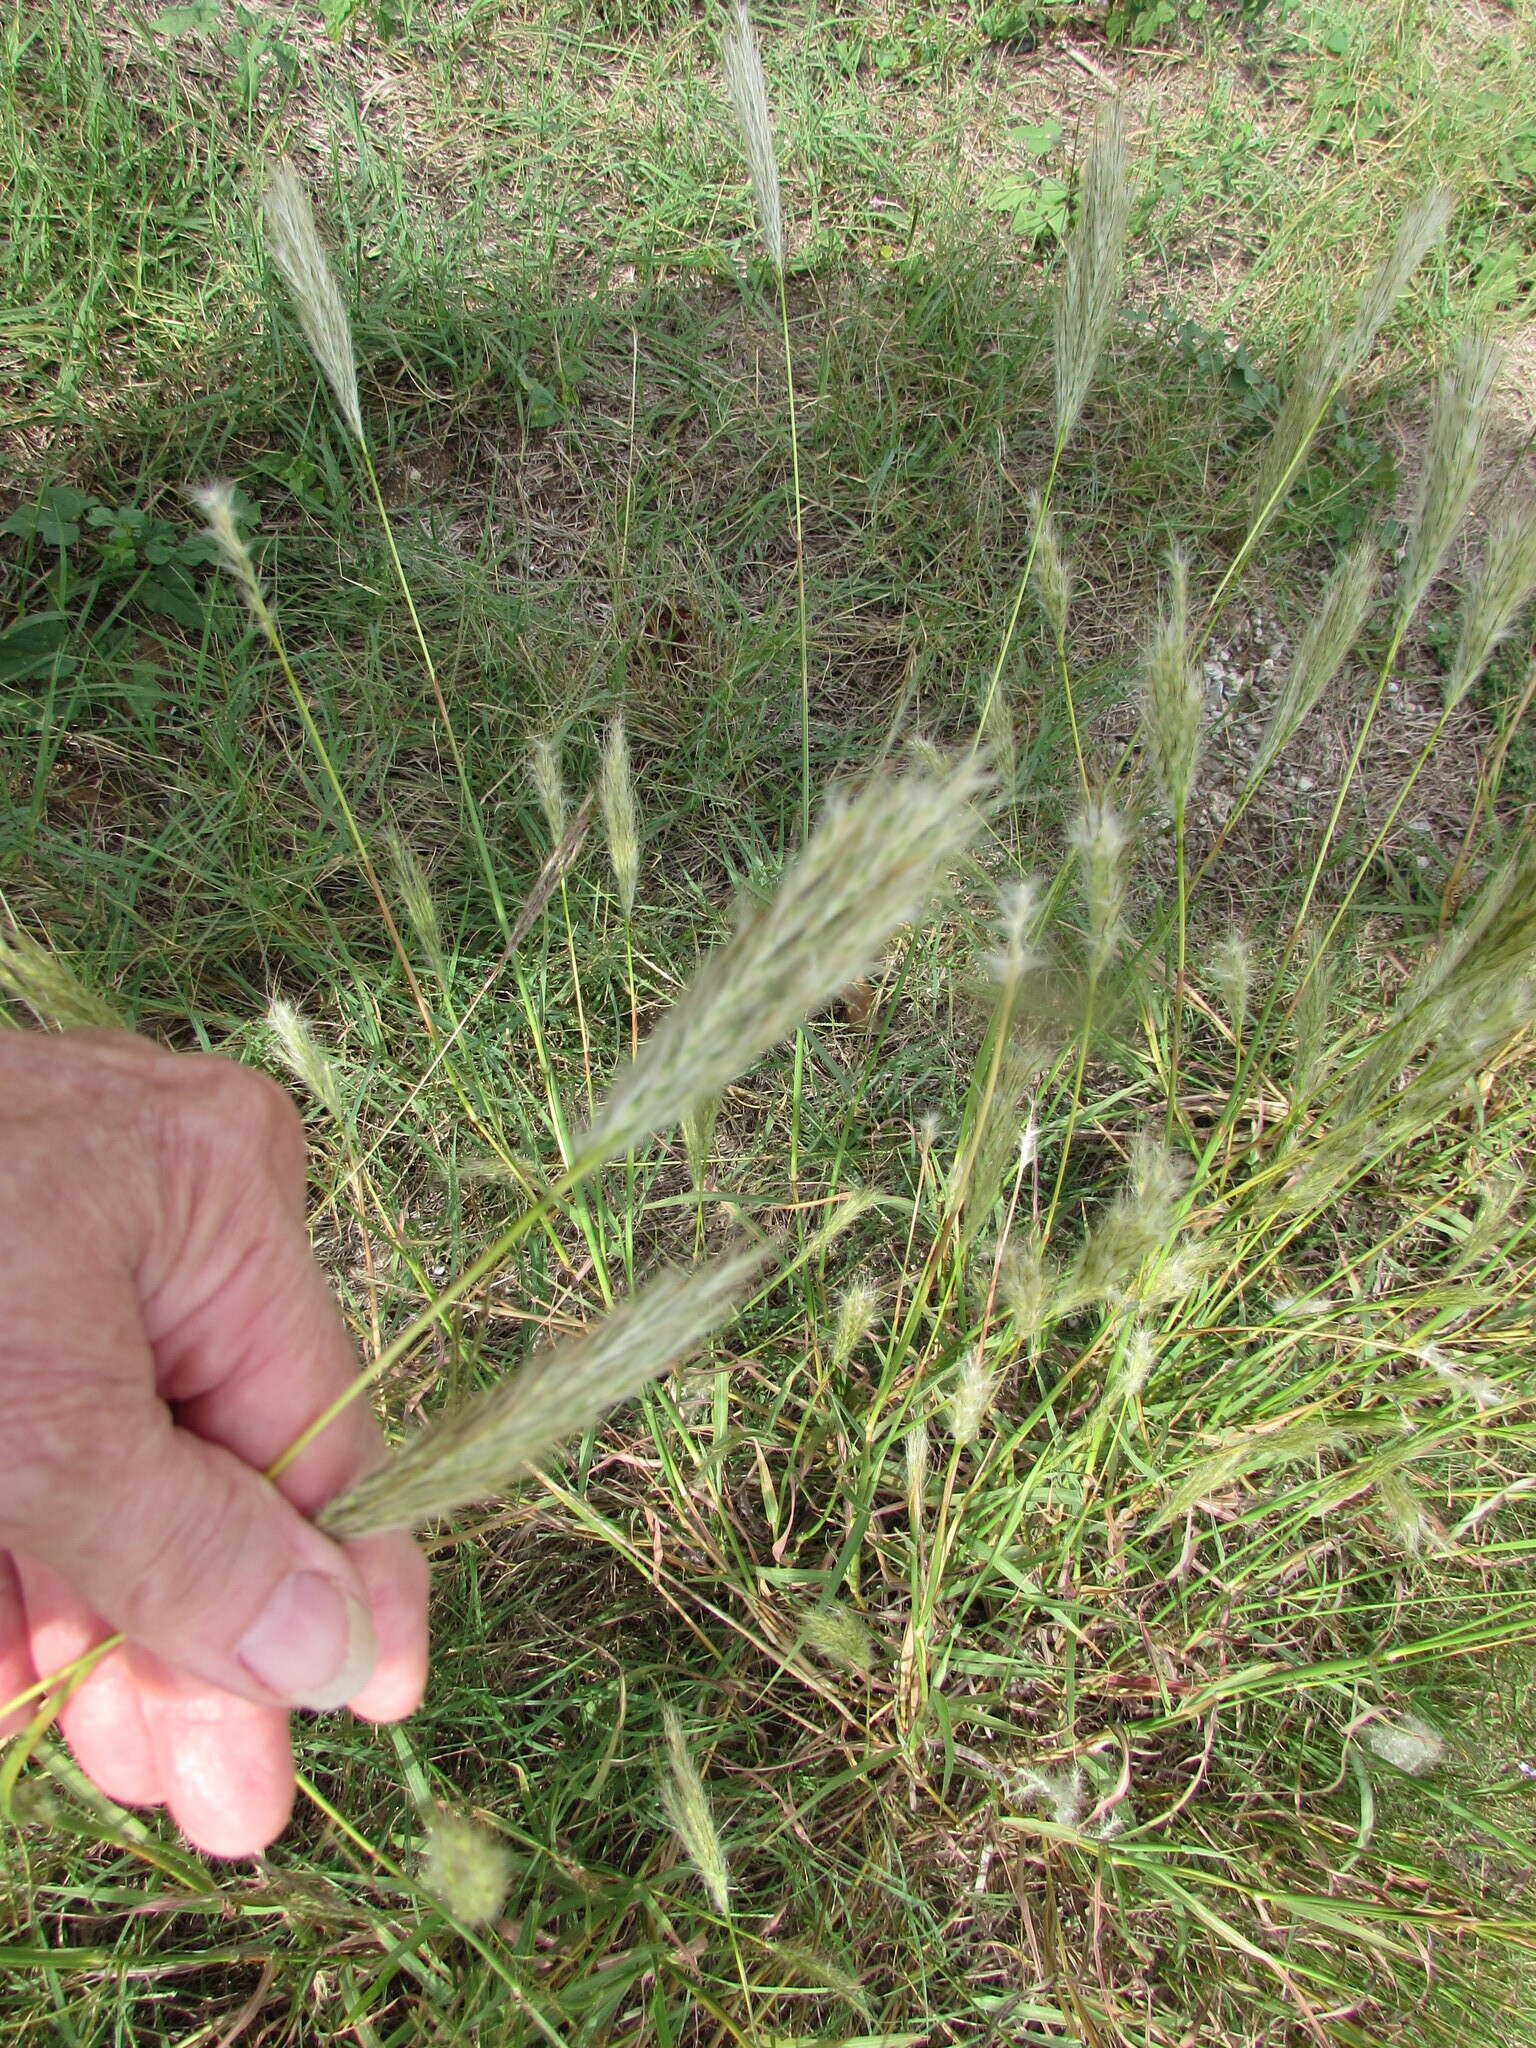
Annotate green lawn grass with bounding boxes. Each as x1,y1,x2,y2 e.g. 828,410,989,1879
5,1,1536,2042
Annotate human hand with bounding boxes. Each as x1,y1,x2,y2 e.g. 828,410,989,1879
0,1028,428,1856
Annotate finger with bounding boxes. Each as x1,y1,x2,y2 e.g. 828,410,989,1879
15,1557,163,1808
11,1398,378,1715
139,1054,391,1512
0,1553,39,1741
137,1652,295,1859
345,1530,430,1723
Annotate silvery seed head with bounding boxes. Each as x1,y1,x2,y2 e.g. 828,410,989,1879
1445,492,1536,707
320,1242,772,1536
1029,492,1073,641
261,164,364,442
1256,535,1379,775
660,1707,730,1915
529,734,568,848
267,999,346,1123
1054,99,1133,451
721,0,785,274
1139,549,1203,821
577,760,987,1163
1068,798,1129,979
598,713,641,919
1396,329,1502,631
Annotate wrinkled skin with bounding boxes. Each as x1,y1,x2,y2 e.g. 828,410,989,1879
0,1030,428,1855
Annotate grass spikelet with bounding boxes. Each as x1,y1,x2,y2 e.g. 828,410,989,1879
319,1242,772,1537
1359,1712,1444,1776
904,1420,930,1515
577,760,987,1163
1444,490,1536,707
1114,1324,1156,1401
1249,192,1451,531
660,1707,730,1915
1029,491,1072,640
945,1347,999,1448
1396,328,1502,630
529,734,568,848
598,714,640,920
1139,549,1202,823
1340,190,1455,380
267,999,345,1123
1015,1764,1087,1830
986,877,1045,989
1068,798,1128,980
829,1277,880,1372
721,0,785,274
999,1232,1055,1336
1054,99,1132,451
1206,928,1254,1035
260,164,364,443
1254,535,1379,775
801,1603,877,1675
186,480,263,615
0,925,123,1031
1066,1137,1185,1311
387,831,449,987
420,1808,512,1927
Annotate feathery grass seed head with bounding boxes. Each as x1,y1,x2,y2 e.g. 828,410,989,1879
1140,549,1203,821
1068,798,1129,978
801,1603,877,1675
829,1277,880,1372
1359,1712,1444,1776
0,926,123,1031
1342,191,1455,379
186,481,264,616
420,1809,512,1927
1397,328,1502,629
387,831,448,985
1054,99,1132,450
904,1419,930,1512
999,1232,1055,1336
267,999,345,1123
660,1707,730,1915
528,734,568,848
261,165,363,442
1250,193,1451,530
598,714,640,919
721,0,785,273
1029,492,1073,640
578,760,987,1162
1206,928,1254,1031
1446,495,1536,707
1256,535,1379,774
946,1346,999,1448
319,1242,772,1537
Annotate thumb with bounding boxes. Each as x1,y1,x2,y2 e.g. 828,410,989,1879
8,1401,377,1713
